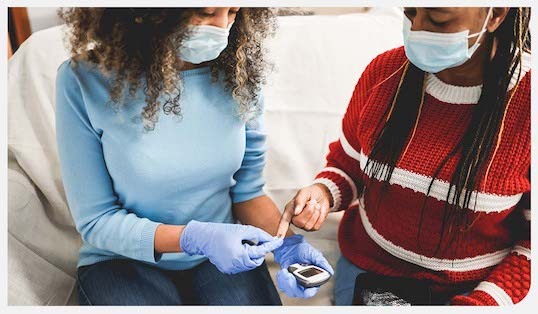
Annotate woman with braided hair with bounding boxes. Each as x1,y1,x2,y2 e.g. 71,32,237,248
284,7,531,305
55,7,331,305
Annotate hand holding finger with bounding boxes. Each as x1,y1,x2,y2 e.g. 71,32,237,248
292,199,317,229
303,205,321,231
293,189,311,215
313,201,330,231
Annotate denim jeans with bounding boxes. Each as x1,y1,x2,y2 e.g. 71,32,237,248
77,259,282,305
334,256,368,305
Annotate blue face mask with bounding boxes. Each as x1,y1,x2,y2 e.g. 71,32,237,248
179,22,233,64
402,8,492,73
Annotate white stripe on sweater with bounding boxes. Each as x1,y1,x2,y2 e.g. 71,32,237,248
339,131,362,161
339,135,523,213
358,198,511,272
512,245,531,260
474,281,514,306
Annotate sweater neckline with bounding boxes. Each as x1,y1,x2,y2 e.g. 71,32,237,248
424,51,531,105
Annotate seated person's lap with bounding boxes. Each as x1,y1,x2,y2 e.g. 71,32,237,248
77,259,281,305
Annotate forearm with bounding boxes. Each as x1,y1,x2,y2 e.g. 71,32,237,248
233,195,294,237
154,224,185,253
154,194,291,253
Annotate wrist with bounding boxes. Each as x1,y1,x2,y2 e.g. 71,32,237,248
180,220,205,255
177,225,186,252
155,224,185,253
313,183,334,207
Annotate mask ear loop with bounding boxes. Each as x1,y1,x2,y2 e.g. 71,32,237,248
467,7,493,53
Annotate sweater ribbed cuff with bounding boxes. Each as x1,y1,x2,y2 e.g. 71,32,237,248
315,167,357,211
451,290,499,306
138,220,162,264
312,178,342,212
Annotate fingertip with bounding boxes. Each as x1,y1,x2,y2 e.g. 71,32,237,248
252,256,264,266
313,256,333,273
266,237,284,251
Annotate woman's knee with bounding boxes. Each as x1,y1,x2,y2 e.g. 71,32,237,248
192,261,282,305
77,259,182,305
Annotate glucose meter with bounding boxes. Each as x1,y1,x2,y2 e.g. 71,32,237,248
287,263,331,288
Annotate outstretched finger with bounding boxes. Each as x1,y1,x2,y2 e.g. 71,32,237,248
277,202,295,238
246,237,283,259
243,225,274,244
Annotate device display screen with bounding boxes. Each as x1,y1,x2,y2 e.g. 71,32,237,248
299,268,323,277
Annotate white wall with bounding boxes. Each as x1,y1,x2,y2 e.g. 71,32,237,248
27,7,62,33
25,7,367,34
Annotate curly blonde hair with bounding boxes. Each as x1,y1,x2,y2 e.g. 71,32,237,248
59,8,277,130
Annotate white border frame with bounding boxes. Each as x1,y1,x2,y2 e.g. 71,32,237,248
1,1,536,313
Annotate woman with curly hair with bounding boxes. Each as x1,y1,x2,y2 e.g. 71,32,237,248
55,7,332,305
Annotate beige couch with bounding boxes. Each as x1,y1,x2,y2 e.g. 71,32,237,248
7,8,403,306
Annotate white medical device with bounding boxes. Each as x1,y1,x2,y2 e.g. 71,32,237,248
287,263,331,288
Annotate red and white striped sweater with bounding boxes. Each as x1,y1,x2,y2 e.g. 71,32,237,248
314,47,531,305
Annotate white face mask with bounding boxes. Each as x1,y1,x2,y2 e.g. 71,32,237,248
179,22,233,64
403,8,493,73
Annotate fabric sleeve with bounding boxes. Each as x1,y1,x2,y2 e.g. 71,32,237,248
230,95,267,203
55,61,162,264
452,180,531,306
312,58,382,212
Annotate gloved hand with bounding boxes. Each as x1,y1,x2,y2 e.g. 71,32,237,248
273,234,334,298
180,220,283,275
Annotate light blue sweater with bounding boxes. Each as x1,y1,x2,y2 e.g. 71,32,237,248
55,60,267,270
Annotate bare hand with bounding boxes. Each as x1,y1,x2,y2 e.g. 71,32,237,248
278,184,333,234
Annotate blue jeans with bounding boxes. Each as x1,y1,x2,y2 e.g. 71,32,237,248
334,256,367,305
77,259,281,305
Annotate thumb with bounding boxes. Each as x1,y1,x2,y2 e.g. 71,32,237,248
276,269,298,293
246,237,283,259
310,251,334,275
294,189,311,215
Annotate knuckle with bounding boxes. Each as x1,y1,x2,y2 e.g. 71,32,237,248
297,189,309,198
